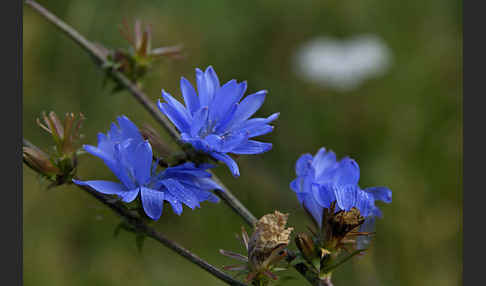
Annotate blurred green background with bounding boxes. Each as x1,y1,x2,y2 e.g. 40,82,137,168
23,0,462,285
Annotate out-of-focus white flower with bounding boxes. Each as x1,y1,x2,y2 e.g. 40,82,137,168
294,34,392,92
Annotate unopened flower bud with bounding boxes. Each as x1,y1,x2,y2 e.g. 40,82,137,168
295,232,316,262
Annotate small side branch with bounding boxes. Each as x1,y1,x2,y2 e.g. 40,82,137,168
24,0,179,143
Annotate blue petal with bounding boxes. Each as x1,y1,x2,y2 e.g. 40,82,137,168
230,90,267,126
214,103,238,134
243,124,273,138
312,148,337,178
196,66,220,107
85,144,135,190
96,133,116,158
197,191,220,203
190,107,209,137
73,179,126,195
162,89,191,122
312,184,336,208
118,188,141,203
108,122,123,141
364,186,392,203
163,179,200,209
157,100,190,133
180,77,200,115
210,79,239,122
73,180,139,203
205,134,224,151
333,184,359,211
303,194,323,227
230,112,279,137
195,68,207,106
289,178,302,193
302,173,314,195
333,157,360,186
211,152,240,177
220,134,248,153
84,144,114,163
117,139,152,185
116,115,143,143
163,163,212,178
111,143,138,189
295,153,313,176
133,141,153,185
356,189,374,217
162,90,191,119
178,181,219,204
141,187,165,220
164,192,183,215
262,112,280,123
231,140,272,155
205,66,220,97
195,177,222,192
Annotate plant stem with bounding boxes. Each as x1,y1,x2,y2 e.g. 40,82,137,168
25,0,257,227
23,138,248,286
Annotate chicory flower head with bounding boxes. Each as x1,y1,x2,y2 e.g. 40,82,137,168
158,66,279,177
73,115,221,220
290,147,391,228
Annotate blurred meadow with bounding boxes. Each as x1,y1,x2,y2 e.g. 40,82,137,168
23,0,462,285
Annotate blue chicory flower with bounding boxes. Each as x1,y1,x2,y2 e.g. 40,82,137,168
290,147,391,228
157,66,279,177
73,115,221,220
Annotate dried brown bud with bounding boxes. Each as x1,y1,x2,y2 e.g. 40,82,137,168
23,146,61,176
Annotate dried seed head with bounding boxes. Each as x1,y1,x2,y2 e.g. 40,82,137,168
220,213,293,284
251,211,294,253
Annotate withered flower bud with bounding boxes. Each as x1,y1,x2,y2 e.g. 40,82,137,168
23,145,61,176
